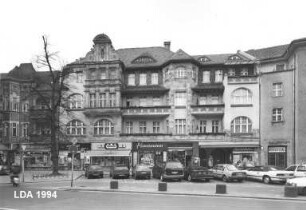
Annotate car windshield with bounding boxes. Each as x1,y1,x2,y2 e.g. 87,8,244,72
268,166,283,171
226,165,238,171
136,165,150,170
89,165,103,170
166,162,183,168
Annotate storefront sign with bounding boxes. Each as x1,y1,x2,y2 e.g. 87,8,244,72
268,146,286,153
135,142,167,151
104,143,119,150
92,143,131,151
233,147,256,153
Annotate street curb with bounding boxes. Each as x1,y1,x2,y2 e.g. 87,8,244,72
59,187,306,202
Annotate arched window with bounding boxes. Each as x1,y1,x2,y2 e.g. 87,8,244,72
66,120,86,135
232,88,252,104
94,119,114,135
68,94,83,109
231,117,252,133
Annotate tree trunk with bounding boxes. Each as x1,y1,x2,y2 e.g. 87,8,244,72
50,109,59,175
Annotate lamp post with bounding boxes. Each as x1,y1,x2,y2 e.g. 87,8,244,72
21,144,26,182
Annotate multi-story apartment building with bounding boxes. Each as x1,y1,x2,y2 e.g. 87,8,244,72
247,38,306,168
63,34,260,170
0,64,54,168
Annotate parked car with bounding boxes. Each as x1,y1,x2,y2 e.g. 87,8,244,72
246,165,294,184
110,165,130,179
0,164,10,175
286,177,306,195
85,165,104,179
212,164,246,182
184,165,214,182
152,161,184,181
285,164,306,177
132,164,151,180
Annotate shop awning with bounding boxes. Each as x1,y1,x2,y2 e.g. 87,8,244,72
199,142,260,148
168,147,193,151
86,150,131,157
0,143,9,151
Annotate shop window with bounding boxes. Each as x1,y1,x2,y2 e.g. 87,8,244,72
66,120,86,135
175,119,186,134
94,119,114,135
268,146,287,168
232,88,252,105
231,116,252,133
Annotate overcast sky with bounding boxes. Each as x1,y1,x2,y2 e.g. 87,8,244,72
1,0,306,73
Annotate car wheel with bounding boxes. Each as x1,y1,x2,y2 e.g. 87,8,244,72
263,176,271,184
222,175,228,182
187,175,192,182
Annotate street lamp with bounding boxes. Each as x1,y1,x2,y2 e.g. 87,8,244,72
21,144,27,182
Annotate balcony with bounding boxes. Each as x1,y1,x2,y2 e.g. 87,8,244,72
84,79,121,87
189,132,226,136
192,83,224,94
122,86,169,95
120,133,172,137
84,107,121,117
122,106,171,117
190,104,225,116
227,76,258,84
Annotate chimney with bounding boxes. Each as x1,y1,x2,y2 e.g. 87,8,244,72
164,41,171,50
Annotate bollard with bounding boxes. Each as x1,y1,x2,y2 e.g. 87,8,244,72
158,182,167,191
284,185,298,197
110,181,118,189
216,184,227,194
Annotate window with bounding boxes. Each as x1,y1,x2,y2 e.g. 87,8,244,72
109,71,116,79
231,117,252,133
139,97,147,107
268,146,287,168
126,97,133,107
272,83,283,97
228,69,235,76
175,92,186,106
151,73,159,85
22,102,29,112
276,64,285,71
99,93,106,107
211,96,219,104
139,121,146,133
240,68,248,76
153,97,161,106
101,71,106,79
212,120,219,133
202,71,210,83
68,94,83,109
88,69,96,80
22,123,28,137
76,72,83,83
175,67,186,78
199,96,207,105
36,123,50,135
3,123,9,137
228,55,241,60
232,88,252,104
12,98,19,112
272,108,283,122
198,57,210,63
125,121,133,134
139,74,147,85
12,123,17,137
66,120,86,135
94,119,114,135
215,70,223,82
128,74,135,86
90,94,96,108
175,119,186,134
109,93,116,107
153,121,160,133
166,120,169,133
199,120,206,133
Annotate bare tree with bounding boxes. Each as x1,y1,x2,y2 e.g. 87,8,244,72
32,35,70,175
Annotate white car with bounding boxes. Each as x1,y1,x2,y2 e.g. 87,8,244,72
285,164,306,177
286,177,306,195
246,165,294,184
212,164,246,182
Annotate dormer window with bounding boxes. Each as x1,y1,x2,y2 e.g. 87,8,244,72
241,68,248,76
228,69,235,76
228,55,241,61
198,56,211,63
132,56,156,64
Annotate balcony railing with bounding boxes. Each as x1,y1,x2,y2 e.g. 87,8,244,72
227,76,258,84
120,133,172,136
122,106,171,116
84,79,122,87
83,107,121,117
189,132,226,136
190,104,224,116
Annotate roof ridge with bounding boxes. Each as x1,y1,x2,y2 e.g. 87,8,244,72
116,46,170,51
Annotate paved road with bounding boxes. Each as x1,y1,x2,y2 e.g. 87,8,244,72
0,185,305,210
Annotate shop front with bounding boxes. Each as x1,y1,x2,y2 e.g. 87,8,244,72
22,144,51,170
86,142,131,171
268,146,287,168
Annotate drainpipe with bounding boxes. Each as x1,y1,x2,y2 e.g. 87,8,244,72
293,54,296,164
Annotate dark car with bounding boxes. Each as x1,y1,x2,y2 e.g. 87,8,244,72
85,165,104,179
184,165,214,182
152,161,184,181
133,164,151,180
0,164,10,175
110,165,130,179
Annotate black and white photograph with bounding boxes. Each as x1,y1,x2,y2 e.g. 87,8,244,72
1,0,306,209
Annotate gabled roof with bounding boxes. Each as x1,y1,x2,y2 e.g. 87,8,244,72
116,47,174,68
245,44,289,60
7,63,36,80
169,49,195,61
